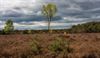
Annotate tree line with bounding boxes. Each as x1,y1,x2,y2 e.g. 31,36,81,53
69,22,100,33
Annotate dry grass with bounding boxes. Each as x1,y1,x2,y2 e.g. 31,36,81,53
0,33,100,58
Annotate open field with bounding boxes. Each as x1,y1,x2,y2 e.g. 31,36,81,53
0,33,100,58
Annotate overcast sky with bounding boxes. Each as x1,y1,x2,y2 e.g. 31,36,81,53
0,0,100,30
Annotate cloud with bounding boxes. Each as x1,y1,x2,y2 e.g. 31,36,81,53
0,0,100,30
14,21,83,30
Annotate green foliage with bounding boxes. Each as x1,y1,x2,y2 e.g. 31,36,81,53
48,37,72,53
19,30,33,34
28,30,33,34
42,3,57,18
70,22,100,33
42,3,57,31
20,30,31,34
3,19,14,34
30,39,41,55
49,38,63,53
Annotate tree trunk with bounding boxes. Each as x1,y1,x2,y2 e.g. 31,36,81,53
48,18,51,32
48,17,52,33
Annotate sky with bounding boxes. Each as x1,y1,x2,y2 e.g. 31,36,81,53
0,0,100,30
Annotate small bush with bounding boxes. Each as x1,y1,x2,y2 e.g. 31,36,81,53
48,37,73,58
48,37,73,53
49,38,63,53
30,39,41,55
21,30,28,34
28,30,33,34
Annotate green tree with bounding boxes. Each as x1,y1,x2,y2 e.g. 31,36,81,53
42,3,57,32
3,19,14,34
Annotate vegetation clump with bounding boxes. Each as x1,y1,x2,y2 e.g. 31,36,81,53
49,37,72,53
3,19,14,34
70,22,100,33
48,37,73,58
30,39,41,55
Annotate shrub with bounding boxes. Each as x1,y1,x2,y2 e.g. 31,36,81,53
30,39,41,55
20,30,33,34
48,37,73,53
3,19,14,34
48,37,73,58
49,38,63,53
28,30,33,34
21,30,28,34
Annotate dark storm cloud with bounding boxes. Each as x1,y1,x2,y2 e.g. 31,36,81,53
0,0,100,30
1,0,100,19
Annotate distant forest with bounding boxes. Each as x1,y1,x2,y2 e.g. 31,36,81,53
69,22,100,33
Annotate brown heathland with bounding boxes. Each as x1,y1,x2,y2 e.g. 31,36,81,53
0,33,100,58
